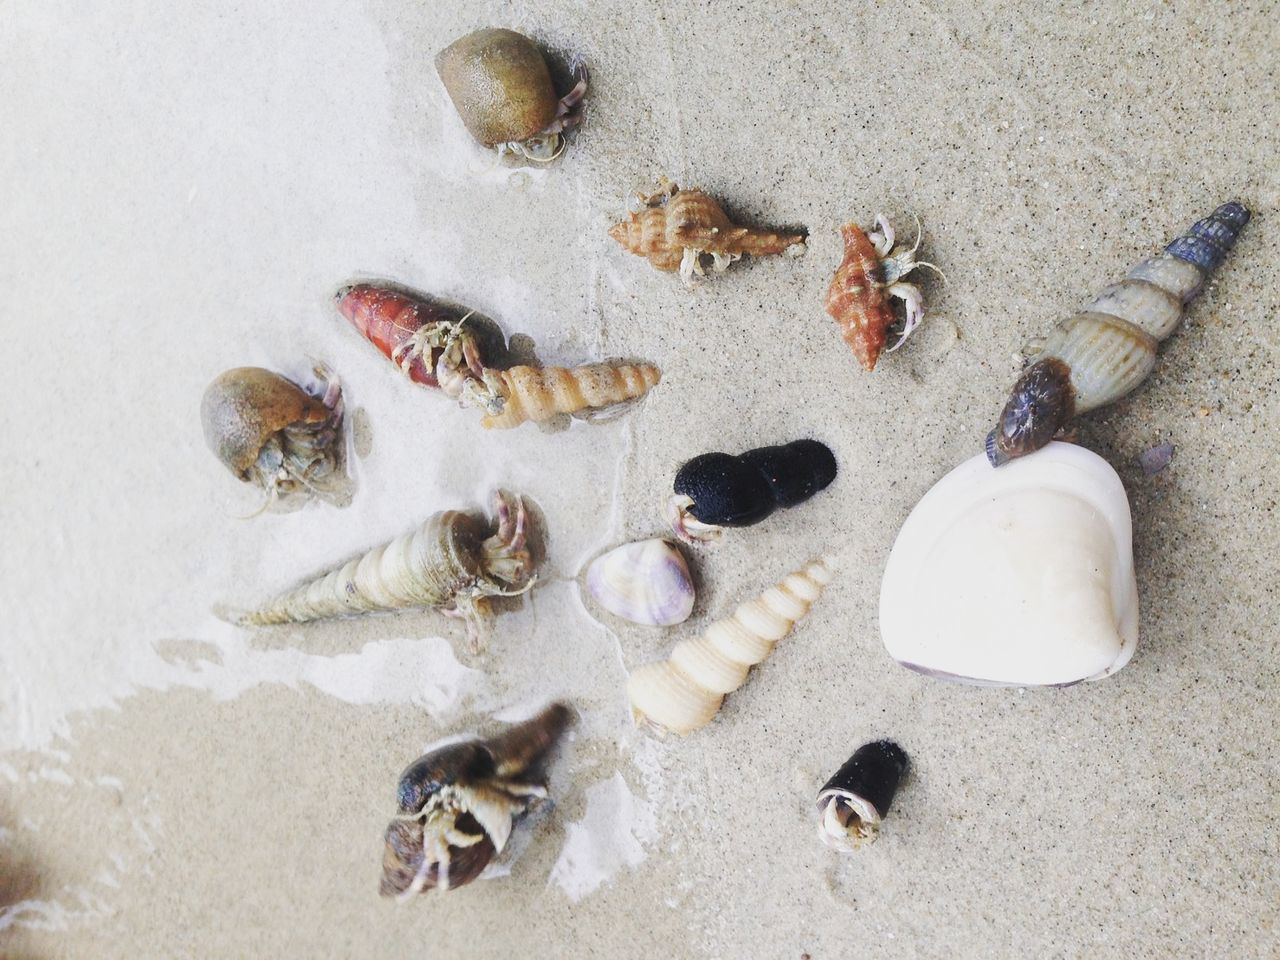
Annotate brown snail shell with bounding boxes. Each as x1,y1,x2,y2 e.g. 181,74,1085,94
987,201,1251,465
381,703,574,898
200,366,345,506
435,28,586,161
479,362,663,429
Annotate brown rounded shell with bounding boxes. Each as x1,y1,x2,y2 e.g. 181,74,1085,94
435,28,559,147
379,817,496,897
200,367,329,477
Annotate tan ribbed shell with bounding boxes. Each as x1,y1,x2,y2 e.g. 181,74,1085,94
608,185,805,273
1027,251,1206,412
242,511,488,625
481,363,662,429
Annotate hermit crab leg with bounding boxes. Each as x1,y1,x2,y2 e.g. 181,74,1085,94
868,213,895,257
549,66,589,130
885,283,925,352
665,494,724,545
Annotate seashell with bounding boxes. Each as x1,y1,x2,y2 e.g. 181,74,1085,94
816,740,909,851
627,560,831,735
825,215,941,371
435,28,588,163
1138,441,1175,477
986,201,1251,466
381,703,574,898
585,538,694,627
334,283,474,392
880,441,1138,686
608,179,806,284
239,491,534,650
479,362,662,429
336,283,662,429
667,440,837,544
200,365,347,508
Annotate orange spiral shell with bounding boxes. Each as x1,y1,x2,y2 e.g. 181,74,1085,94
608,186,805,273
481,363,662,429
825,224,894,371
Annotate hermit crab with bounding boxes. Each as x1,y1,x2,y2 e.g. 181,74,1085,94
200,365,347,509
336,283,661,428
436,28,588,163
239,491,535,650
667,440,837,544
608,179,807,284
986,200,1251,466
825,215,941,371
381,703,574,898
816,740,909,851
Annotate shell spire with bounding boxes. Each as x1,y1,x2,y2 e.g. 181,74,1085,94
237,492,534,649
480,362,662,429
986,201,1251,466
626,559,832,735
609,180,806,284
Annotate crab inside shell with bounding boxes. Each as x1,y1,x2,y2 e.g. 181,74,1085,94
380,705,573,899
435,28,588,163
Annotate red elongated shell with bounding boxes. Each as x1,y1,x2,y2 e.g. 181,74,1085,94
825,224,892,371
336,284,455,388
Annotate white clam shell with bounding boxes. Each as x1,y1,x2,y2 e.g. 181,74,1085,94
879,442,1138,686
585,538,695,627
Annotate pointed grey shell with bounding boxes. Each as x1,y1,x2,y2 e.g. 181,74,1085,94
585,539,694,627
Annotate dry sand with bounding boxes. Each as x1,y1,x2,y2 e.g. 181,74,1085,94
2,0,1278,957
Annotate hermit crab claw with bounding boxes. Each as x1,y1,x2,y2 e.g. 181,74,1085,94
665,494,723,545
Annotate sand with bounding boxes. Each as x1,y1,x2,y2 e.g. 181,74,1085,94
2,0,1277,956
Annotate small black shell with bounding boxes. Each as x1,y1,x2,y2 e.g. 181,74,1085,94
673,439,837,527
820,739,909,820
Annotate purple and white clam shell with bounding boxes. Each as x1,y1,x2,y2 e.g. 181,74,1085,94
585,539,694,627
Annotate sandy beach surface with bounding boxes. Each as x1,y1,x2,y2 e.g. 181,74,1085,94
2,1,1277,956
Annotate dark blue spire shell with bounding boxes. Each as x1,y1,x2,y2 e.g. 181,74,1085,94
1165,201,1251,273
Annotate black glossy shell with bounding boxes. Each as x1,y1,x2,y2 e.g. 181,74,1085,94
674,439,837,527
820,739,909,819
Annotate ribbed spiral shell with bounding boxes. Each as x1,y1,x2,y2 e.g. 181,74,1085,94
626,560,832,735
608,185,805,272
480,362,662,429
987,202,1250,465
1031,201,1250,413
241,510,490,625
